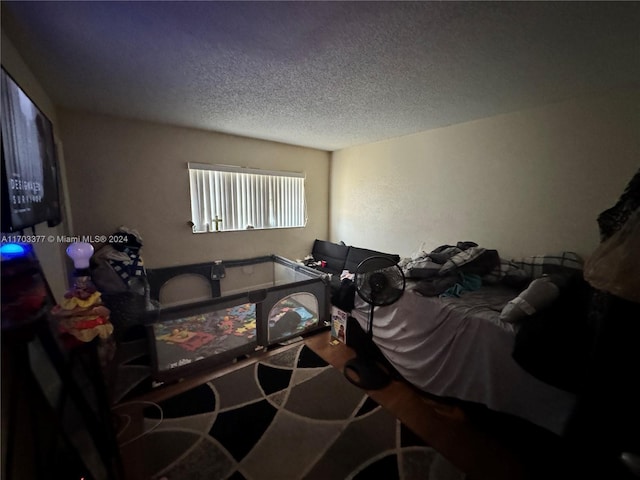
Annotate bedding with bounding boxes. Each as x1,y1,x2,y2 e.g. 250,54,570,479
351,284,576,435
350,255,580,436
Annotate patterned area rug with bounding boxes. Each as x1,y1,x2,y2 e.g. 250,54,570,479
121,342,465,480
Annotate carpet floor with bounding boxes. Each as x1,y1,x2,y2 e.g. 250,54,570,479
120,342,465,480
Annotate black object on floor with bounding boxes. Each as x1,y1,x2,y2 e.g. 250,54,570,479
343,356,391,390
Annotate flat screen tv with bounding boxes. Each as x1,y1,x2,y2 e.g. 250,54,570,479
1,66,61,233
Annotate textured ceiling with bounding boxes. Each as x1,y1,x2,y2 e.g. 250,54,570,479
2,1,639,151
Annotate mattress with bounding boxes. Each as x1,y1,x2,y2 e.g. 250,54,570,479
351,282,577,436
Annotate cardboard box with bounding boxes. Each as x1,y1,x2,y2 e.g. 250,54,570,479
330,306,348,343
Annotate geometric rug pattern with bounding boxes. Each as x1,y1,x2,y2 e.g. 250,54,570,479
126,343,465,480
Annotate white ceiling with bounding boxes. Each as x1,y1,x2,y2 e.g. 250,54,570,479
2,1,639,151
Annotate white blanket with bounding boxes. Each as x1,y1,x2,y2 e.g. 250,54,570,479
351,283,576,436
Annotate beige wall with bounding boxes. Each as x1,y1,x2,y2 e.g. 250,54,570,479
1,32,71,301
58,110,330,268
5,18,638,285
330,89,640,260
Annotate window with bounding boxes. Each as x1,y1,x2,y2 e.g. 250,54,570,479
188,163,307,233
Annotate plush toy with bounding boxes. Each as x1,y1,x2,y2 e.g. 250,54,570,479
52,276,114,342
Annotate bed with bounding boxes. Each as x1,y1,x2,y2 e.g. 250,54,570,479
348,245,584,436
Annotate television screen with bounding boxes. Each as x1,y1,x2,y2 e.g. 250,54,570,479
1,67,61,233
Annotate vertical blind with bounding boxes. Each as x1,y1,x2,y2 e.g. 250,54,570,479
188,163,307,232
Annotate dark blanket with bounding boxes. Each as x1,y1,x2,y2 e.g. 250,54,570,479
511,276,593,394
331,279,357,312
409,243,501,297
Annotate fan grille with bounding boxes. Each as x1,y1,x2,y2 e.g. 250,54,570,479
355,256,405,307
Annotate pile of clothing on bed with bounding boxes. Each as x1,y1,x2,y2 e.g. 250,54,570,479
399,241,584,300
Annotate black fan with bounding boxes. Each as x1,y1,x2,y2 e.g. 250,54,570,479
344,256,405,390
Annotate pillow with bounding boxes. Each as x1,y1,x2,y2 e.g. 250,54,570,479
482,258,528,286
509,251,584,279
500,276,561,323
